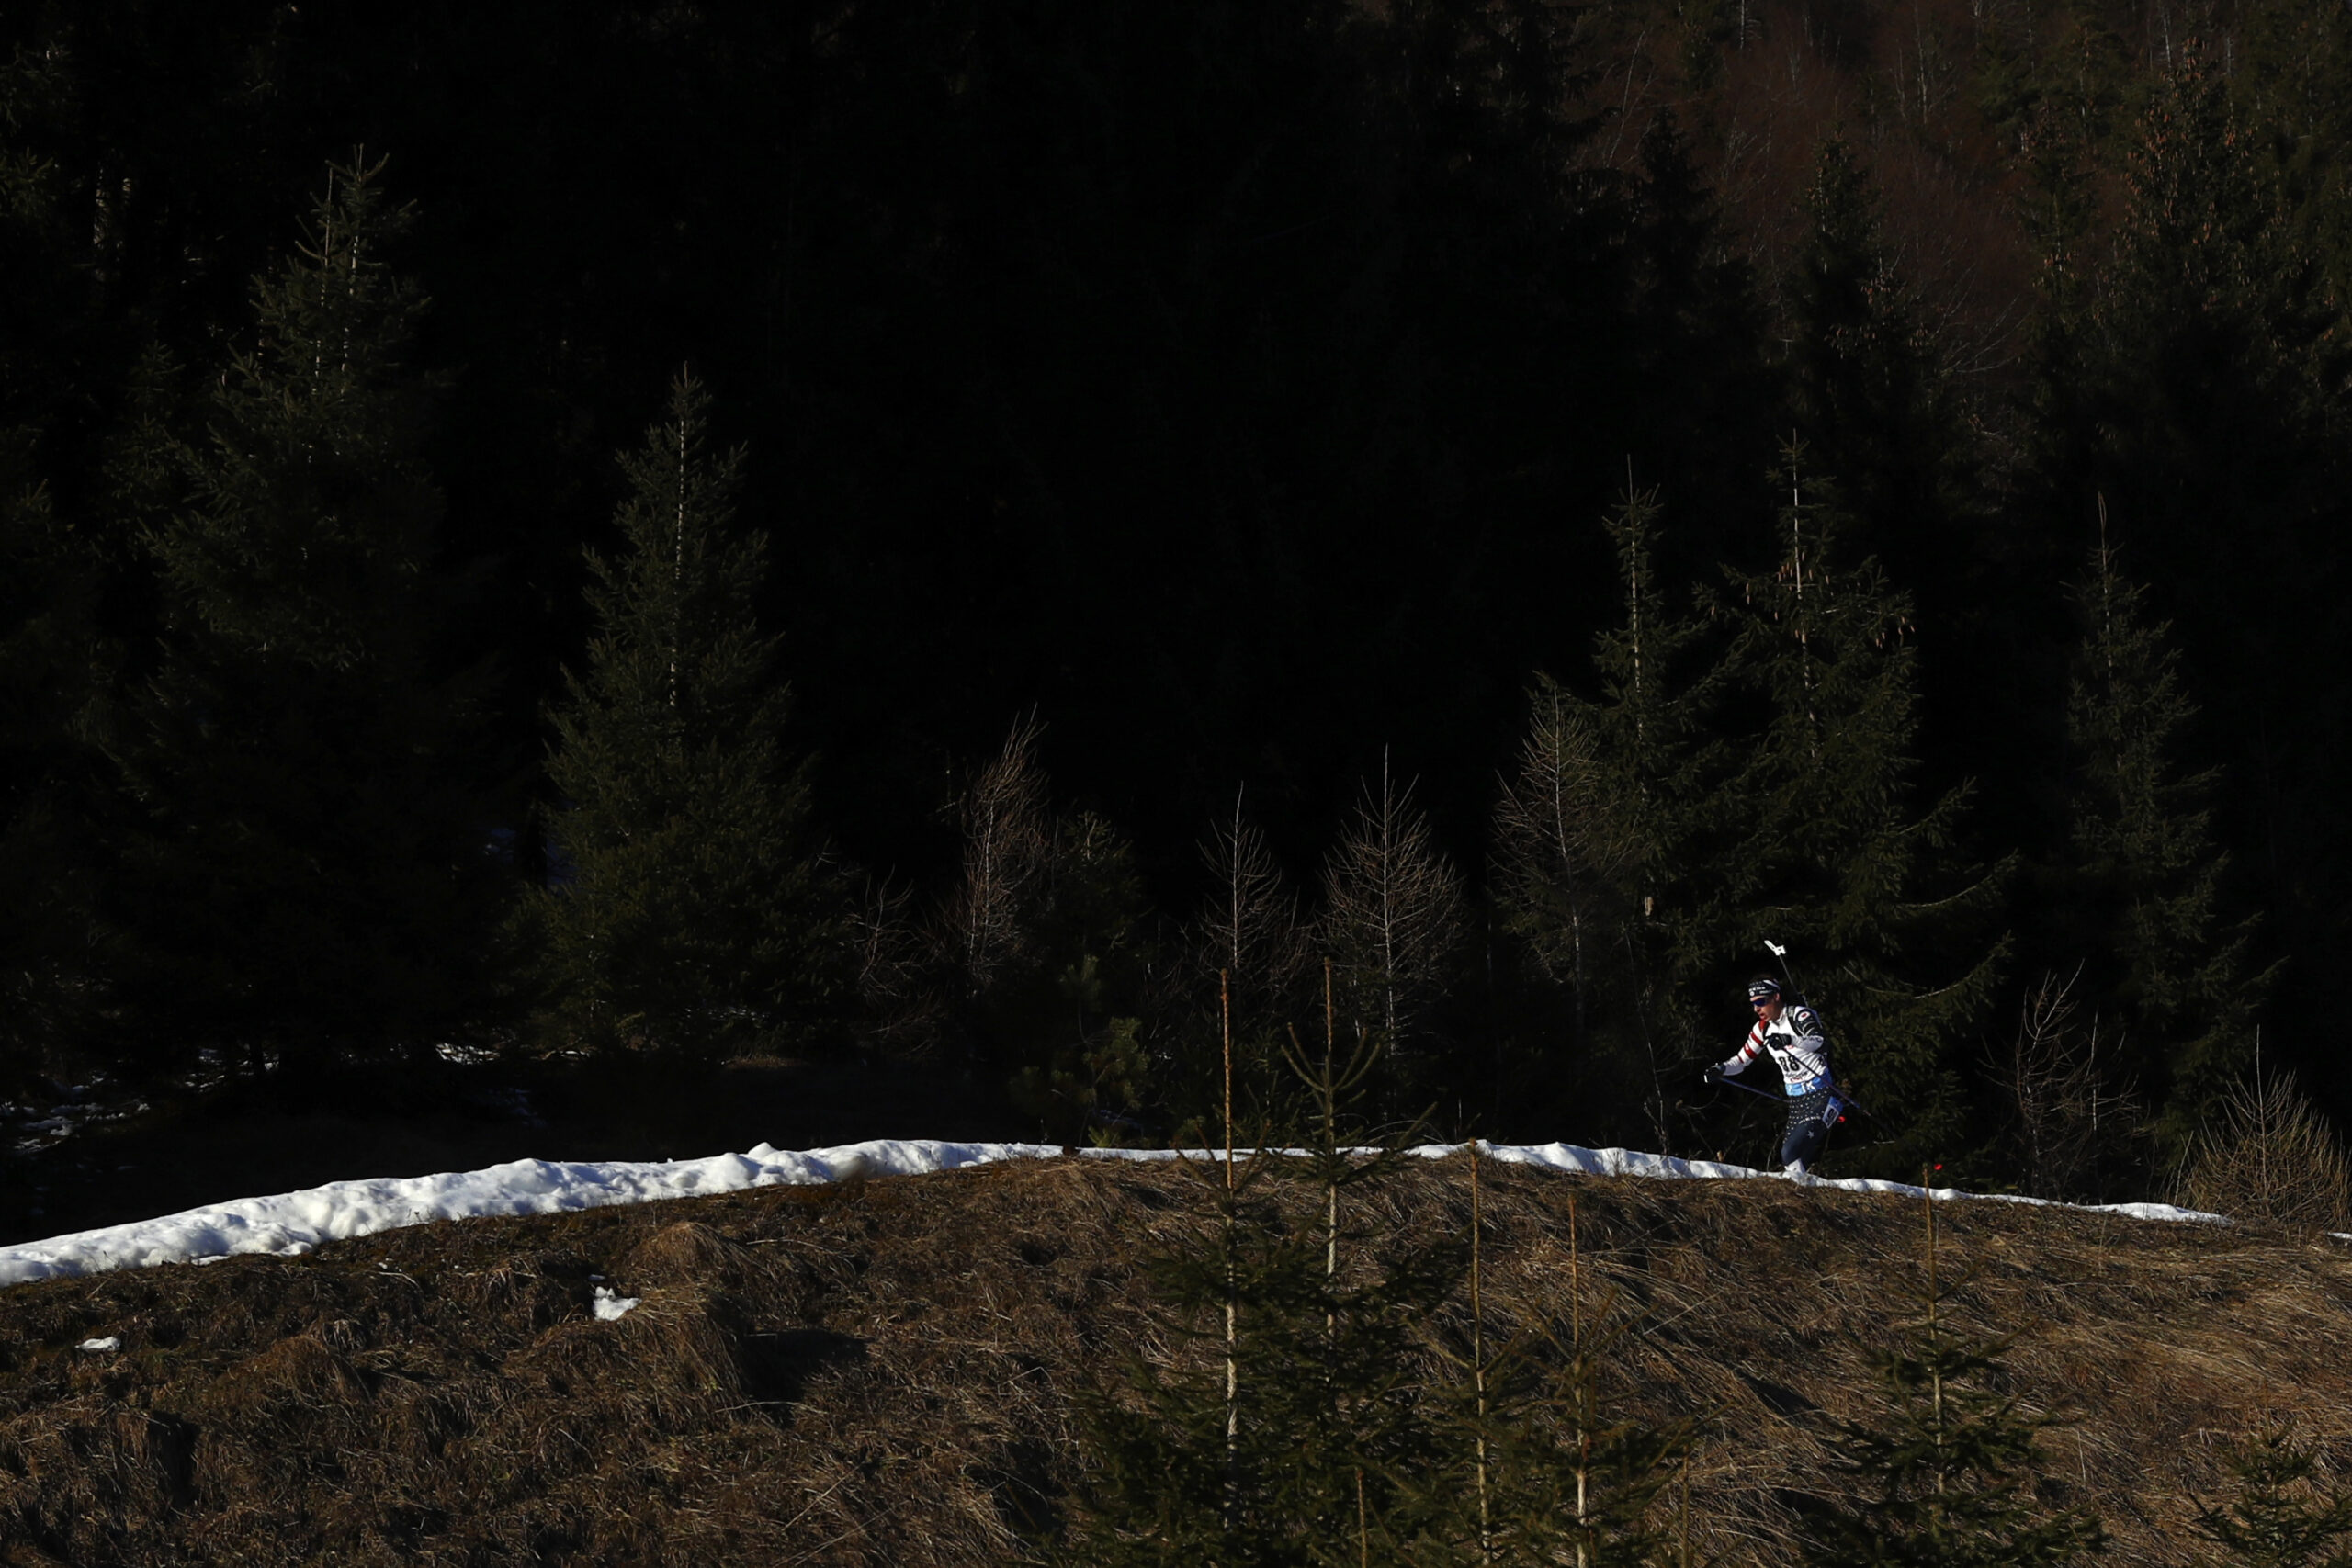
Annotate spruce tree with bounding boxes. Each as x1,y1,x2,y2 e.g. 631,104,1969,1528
534,373,838,1059
2194,1421,2352,1568
1784,135,1962,572
1624,115,1775,570
1493,678,1637,1083
100,156,500,1077
1800,1186,2103,1567
1521,1202,1688,1568
2009,15,2123,583
1058,987,1453,1566
2064,523,2266,1151
0,435,109,1087
1412,1173,1689,1567
2233,0,2352,314
1781,135,2007,834
1495,484,1732,1149
2086,43,2345,600
1709,444,2007,1168
2072,48,2351,1053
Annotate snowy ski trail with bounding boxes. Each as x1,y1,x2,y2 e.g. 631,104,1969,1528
0,1138,2235,1289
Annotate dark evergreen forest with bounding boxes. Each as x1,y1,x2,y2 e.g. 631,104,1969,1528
4,0,2348,1192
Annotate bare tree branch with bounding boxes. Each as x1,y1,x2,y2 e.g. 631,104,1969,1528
1319,752,1467,1061
945,714,1052,1000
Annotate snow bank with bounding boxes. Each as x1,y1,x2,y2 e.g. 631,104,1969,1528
0,1140,1058,1287
0,1137,2227,1290
1455,1139,2228,1224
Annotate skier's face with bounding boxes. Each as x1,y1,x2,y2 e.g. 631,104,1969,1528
1753,997,1784,1022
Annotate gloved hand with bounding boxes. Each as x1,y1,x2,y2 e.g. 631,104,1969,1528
1702,1065,1725,1086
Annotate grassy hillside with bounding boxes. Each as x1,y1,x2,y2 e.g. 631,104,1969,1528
1,1156,2347,1565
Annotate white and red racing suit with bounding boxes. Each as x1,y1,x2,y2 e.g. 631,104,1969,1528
1718,1003,1833,1097
1717,1003,1844,1172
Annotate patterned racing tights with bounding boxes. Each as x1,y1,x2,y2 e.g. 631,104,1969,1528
1781,1086,1845,1171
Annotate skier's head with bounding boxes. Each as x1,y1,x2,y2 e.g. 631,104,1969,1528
1747,976,1783,1019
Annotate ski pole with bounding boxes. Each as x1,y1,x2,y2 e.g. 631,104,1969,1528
1758,940,1872,1118
1707,1074,1785,1106
1709,1066,1871,1117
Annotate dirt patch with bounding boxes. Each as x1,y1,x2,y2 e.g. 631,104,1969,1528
0,1158,2346,1563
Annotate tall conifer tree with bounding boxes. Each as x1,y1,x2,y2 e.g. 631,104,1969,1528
1782,134,2017,840
2233,0,2352,312
0,435,109,1086
1495,485,1729,1147
1625,115,1775,571
1580,485,1736,1083
534,373,838,1059
2064,525,2265,1151
2069,49,2351,1055
1709,445,2007,1167
1494,682,1633,1073
101,157,499,1076
1785,135,1962,570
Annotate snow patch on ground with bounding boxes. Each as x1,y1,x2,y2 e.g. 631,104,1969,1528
0,1137,2230,1290
591,1286,641,1322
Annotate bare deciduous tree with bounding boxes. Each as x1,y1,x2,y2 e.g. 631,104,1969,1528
1994,966,2139,1201
1319,753,1467,1063
944,714,1052,1000
848,872,936,1056
1193,785,1306,1027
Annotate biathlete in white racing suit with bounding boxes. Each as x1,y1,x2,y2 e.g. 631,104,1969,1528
1704,976,1848,1176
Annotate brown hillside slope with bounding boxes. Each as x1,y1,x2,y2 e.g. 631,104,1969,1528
0,1156,2346,1565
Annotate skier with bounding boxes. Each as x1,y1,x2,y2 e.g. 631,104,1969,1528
1704,976,1846,1177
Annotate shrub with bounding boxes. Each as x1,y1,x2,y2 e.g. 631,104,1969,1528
2176,1067,2352,1232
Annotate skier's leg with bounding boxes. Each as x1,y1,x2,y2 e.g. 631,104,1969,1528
1781,1089,1833,1172
1781,1118,1826,1171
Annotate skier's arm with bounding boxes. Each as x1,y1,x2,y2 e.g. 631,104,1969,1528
1718,1022,1767,1077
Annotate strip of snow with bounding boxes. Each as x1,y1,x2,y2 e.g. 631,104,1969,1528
76,1336,119,1352
1456,1141,2231,1226
0,1138,2228,1290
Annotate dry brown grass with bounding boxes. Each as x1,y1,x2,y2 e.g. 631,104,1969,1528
0,1157,2348,1564
2177,1071,2352,1234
